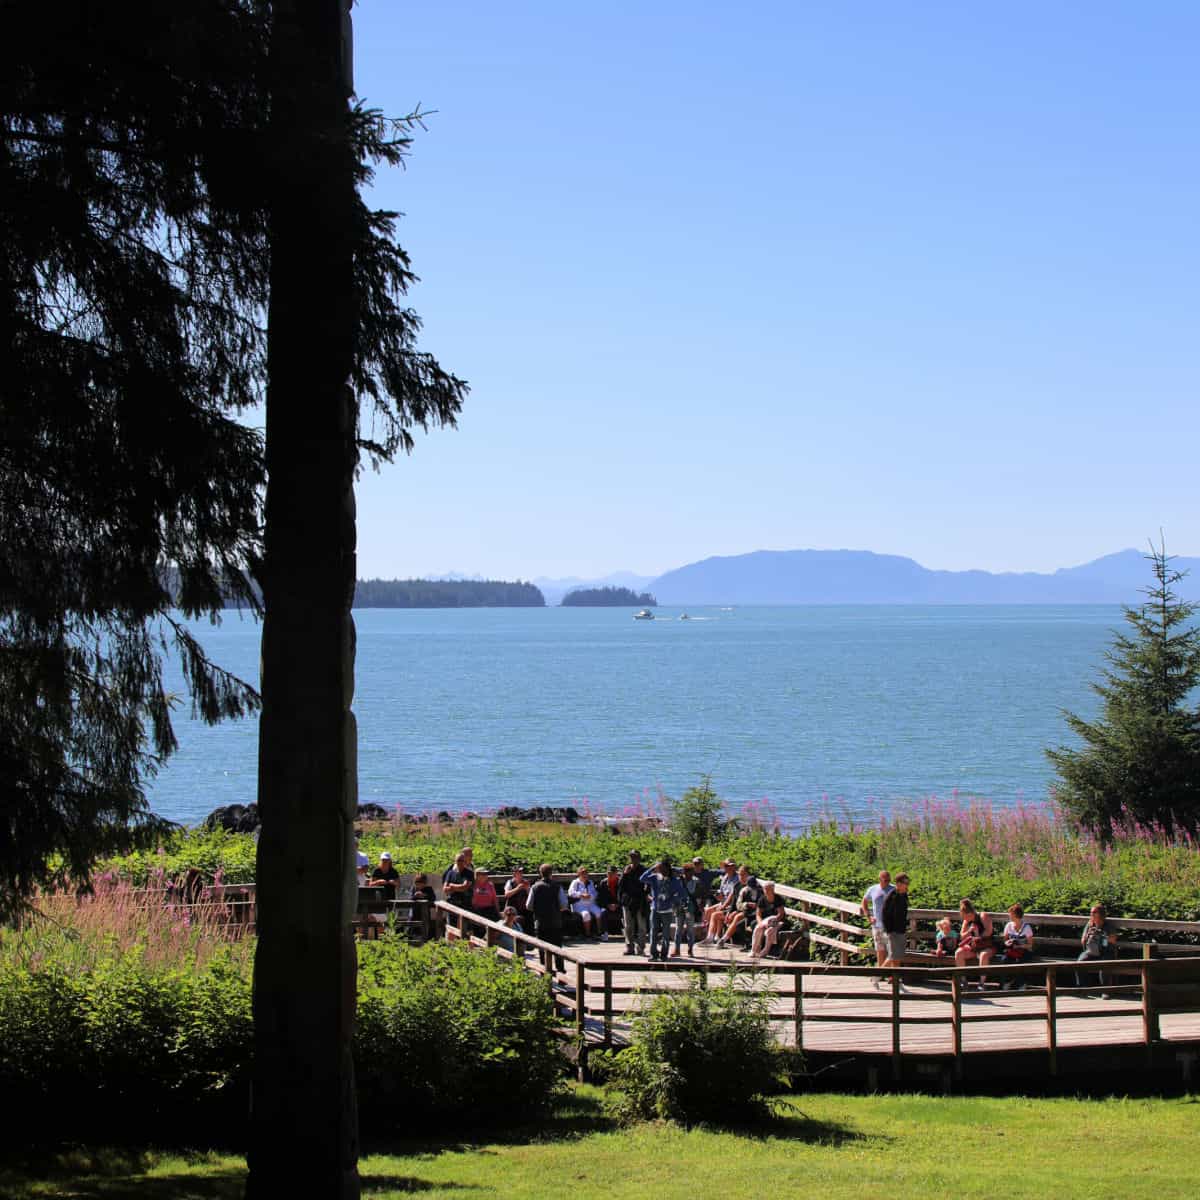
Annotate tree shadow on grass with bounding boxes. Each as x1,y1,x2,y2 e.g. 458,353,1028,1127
360,1177,481,1194
362,1085,618,1157
763,1109,881,1147
0,1147,245,1199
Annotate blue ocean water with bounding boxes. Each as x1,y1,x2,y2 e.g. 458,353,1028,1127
151,605,1121,829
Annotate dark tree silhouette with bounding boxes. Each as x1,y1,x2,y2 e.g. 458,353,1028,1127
0,0,269,919
561,586,657,606
1048,542,1200,837
354,578,545,607
3,2,465,1190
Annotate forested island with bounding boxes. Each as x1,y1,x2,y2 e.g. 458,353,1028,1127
561,586,657,606
354,579,545,608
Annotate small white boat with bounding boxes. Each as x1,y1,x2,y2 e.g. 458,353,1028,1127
633,609,654,620
679,613,690,620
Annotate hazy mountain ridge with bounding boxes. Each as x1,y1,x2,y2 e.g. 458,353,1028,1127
648,548,1200,605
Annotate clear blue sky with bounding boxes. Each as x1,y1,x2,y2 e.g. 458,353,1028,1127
349,1,1198,581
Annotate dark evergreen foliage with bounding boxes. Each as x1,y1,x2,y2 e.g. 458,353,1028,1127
354,578,544,607
0,0,466,919
561,586,657,606
1048,543,1200,837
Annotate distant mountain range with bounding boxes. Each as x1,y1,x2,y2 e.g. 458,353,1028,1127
647,548,1200,606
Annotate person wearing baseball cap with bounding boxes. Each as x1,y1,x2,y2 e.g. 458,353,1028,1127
369,850,400,900
690,856,714,908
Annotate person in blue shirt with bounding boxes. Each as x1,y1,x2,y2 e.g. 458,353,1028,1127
672,864,698,958
640,860,687,962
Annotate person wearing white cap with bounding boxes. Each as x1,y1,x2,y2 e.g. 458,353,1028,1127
370,851,400,900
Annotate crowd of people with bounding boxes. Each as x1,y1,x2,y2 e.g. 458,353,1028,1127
862,869,1121,992
426,848,792,963
357,836,1127,990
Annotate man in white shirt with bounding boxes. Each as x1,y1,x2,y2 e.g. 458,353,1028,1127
354,833,370,884
861,870,894,969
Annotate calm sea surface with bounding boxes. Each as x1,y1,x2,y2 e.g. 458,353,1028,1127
151,605,1123,829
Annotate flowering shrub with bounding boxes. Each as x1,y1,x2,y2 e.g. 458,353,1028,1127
96,793,1200,927
0,911,560,1141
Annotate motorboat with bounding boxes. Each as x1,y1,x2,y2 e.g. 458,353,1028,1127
633,609,654,620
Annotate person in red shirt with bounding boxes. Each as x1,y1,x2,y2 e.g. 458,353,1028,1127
471,868,500,922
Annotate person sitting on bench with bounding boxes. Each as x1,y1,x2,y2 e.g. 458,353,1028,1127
568,867,606,939
998,903,1035,989
955,898,995,989
750,880,787,957
698,860,741,946
595,866,623,936
1076,903,1117,993
717,866,761,949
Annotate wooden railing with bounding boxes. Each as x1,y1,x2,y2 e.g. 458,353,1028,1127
906,907,1200,958
770,883,871,962
435,898,1200,1080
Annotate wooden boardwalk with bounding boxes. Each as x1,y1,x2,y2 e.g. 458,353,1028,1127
441,893,1200,1085
554,937,1200,1057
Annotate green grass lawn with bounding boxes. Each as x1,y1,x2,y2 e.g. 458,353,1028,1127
3,1087,1198,1199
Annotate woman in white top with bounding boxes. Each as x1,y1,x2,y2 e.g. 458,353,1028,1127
999,902,1035,990
568,867,606,939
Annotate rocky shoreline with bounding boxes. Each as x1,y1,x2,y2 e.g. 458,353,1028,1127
201,802,583,834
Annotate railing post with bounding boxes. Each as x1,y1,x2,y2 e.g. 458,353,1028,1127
1045,966,1058,1076
794,968,804,1053
891,972,902,1079
839,931,850,968
1141,954,1158,1049
603,966,613,1046
575,960,586,1045
950,974,963,1079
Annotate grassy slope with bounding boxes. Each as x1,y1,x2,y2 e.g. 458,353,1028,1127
4,1089,1198,1199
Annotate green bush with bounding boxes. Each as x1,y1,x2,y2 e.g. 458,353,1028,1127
0,935,561,1143
599,973,792,1125
0,954,253,1141
354,940,563,1130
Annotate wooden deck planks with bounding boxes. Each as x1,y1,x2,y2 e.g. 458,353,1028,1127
555,938,1200,1055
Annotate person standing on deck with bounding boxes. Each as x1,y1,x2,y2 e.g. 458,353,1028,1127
878,873,910,989
690,857,715,908
671,864,698,958
861,870,894,972
354,833,370,884
368,851,400,900
528,863,564,973
442,851,474,911
618,859,649,956
503,866,530,917
641,860,686,962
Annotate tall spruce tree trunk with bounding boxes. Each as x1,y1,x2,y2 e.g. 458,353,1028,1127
247,3,360,1195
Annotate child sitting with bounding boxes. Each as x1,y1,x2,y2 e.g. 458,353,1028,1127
934,917,958,957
